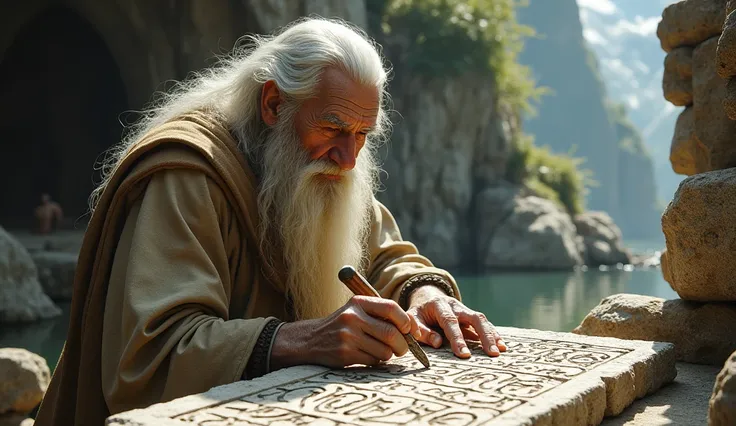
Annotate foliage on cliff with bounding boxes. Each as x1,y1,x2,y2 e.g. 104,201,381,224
607,101,649,157
505,134,592,215
366,0,591,214
368,0,541,114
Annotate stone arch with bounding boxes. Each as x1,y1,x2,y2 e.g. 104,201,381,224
0,0,161,110
0,5,130,227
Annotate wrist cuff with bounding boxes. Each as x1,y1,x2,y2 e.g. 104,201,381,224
243,317,284,380
398,274,456,310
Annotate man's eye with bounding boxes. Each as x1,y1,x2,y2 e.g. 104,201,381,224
324,127,340,134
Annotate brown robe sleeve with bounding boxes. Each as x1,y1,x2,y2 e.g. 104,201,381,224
365,198,462,308
101,168,269,414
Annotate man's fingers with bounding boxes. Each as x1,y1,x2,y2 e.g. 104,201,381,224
359,311,409,357
435,305,470,358
457,309,504,357
408,309,443,348
350,349,382,367
353,295,412,335
356,333,397,363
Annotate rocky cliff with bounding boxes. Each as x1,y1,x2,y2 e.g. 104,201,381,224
0,0,634,274
516,0,662,240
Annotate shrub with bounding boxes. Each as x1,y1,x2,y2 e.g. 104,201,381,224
506,134,594,215
375,0,543,115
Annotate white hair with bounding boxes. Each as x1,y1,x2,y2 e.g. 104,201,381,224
92,17,394,320
91,16,392,211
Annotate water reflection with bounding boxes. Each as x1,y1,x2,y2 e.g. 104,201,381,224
0,269,677,372
455,269,678,332
0,302,70,371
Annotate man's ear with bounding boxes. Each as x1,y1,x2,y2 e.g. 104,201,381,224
260,80,281,126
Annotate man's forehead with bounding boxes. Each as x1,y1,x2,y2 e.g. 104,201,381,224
319,111,377,130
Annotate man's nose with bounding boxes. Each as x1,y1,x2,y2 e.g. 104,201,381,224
328,135,357,171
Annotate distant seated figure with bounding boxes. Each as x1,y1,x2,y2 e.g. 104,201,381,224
34,193,63,234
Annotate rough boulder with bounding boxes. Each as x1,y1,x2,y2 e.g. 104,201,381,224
661,168,736,301
0,226,60,323
574,293,736,366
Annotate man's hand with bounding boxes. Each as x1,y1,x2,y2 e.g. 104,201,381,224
270,296,420,370
407,285,507,358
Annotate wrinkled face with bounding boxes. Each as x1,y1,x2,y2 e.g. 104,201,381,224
292,67,380,179
255,67,380,320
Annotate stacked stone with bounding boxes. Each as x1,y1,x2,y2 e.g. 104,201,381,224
657,0,736,304
659,0,733,174
576,3,736,423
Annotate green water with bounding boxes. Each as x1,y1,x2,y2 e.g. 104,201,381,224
0,267,675,373
456,268,676,332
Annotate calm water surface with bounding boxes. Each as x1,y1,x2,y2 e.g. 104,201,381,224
0,239,673,372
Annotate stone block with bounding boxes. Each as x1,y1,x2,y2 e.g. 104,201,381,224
709,350,736,425
670,106,710,175
106,327,676,426
657,0,727,52
664,47,694,106
693,37,736,171
574,294,736,365
662,168,736,301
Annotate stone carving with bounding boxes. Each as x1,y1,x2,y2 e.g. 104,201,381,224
106,327,676,426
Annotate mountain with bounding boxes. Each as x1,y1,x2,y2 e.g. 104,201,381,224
516,0,663,240
575,0,685,204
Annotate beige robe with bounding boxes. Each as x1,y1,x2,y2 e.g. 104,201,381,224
34,110,460,425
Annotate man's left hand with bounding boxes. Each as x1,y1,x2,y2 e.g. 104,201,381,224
406,285,507,358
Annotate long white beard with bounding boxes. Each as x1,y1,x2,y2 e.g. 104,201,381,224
254,116,377,320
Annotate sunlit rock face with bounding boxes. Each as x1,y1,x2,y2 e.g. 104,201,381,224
574,293,736,365
661,168,736,302
659,0,736,174
710,350,736,426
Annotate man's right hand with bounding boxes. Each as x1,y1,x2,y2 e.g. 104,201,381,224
269,296,420,370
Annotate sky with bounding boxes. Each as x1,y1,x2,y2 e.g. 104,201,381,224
576,0,681,16
573,0,687,202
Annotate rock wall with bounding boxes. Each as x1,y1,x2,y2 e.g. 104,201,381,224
0,0,636,273
516,0,663,240
657,0,736,302
373,40,514,269
660,0,736,174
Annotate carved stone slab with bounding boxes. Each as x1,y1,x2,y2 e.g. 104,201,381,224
106,327,676,426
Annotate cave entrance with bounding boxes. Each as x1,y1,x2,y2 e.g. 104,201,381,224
0,6,129,229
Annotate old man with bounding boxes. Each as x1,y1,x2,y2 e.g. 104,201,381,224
35,17,506,426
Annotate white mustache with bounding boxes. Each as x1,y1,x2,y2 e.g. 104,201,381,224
302,159,347,177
